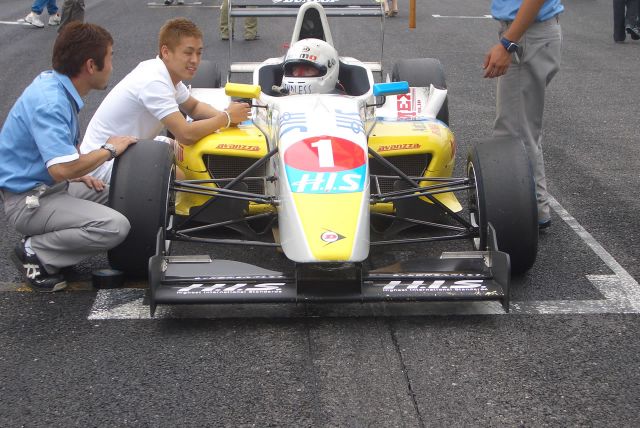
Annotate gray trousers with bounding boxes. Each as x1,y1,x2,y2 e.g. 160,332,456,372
58,0,85,33
1,181,130,274
494,17,562,222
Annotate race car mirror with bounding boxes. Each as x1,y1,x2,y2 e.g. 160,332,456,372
368,81,410,107
373,81,409,97
225,83,262,99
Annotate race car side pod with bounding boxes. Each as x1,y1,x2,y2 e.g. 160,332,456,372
367,147,473,228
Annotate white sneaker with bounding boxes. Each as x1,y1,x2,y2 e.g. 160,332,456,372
25,12,45,28
48,13,61,26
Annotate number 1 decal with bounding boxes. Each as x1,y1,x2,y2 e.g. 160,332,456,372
310,139,335,168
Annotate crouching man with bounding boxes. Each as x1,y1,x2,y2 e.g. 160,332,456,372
0,23,137,292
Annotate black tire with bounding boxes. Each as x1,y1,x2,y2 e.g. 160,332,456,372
186,60,222,88
108,140,175,277
467,137,538,274
391,58,449,126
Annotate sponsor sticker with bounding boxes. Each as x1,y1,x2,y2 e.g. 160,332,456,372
284,135,366,194
320,230,345,244
177,283,285,295
396,88,423,119
216,143,260,151
377,143,420,152
376,279,488,292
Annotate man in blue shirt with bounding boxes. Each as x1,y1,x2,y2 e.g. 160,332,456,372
483,0,564,229
0,22,137,292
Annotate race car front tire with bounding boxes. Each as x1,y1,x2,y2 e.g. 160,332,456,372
467,137,538,274
391,58,449,126
108,140,175,278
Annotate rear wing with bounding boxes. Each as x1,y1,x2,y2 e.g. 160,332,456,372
227,0,384,78
229,0,383,17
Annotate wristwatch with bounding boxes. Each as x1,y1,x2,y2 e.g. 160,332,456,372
500,37,520,53
100,143,117,159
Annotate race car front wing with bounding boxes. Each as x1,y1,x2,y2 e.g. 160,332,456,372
148,227,510,316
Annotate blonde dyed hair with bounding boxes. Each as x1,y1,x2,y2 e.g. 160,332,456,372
158,18,202,56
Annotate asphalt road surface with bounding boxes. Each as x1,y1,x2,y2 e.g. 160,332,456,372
1,0,640,426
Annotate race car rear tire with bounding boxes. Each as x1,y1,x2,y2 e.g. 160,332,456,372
467,137,538,274
186,60,222,88
391,58,449,125
108,140,175,277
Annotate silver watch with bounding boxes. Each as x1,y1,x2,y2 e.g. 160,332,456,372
101,143,117,159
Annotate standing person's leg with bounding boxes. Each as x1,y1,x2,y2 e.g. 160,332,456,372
493,19,562,225
4,182,130,275
46,0,61,25
244,17,257,40
613,0,627,41
613,0,627,42
25,0,48,27
626,0,640,38
220,0,231,40
45,0,58,15
390,0,398,16
58,0,85,33
30,0,48,14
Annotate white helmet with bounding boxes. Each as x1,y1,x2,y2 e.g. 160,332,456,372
282,38,339,94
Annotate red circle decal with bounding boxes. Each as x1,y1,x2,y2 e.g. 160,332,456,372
284,136,365,172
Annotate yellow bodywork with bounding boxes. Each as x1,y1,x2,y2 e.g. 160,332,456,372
291,192,366,261
369,119,462,213
175,118,461,216
174,124,269,216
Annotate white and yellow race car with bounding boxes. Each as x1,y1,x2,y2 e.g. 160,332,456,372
107,2,538,315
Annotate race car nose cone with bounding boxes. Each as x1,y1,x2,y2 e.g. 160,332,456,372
92,269,125,289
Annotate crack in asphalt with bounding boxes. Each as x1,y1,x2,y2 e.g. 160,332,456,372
387,319,425,428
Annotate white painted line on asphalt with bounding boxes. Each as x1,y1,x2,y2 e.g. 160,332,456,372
86,194,639,319
548,194,640,311
0,20,35,26
432,15,492,19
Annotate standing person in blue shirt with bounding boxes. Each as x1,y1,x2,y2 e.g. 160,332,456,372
0,22,137,292
483,0,564,229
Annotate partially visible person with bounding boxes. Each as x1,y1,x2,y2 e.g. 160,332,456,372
280,38,343,94
219,0,258,41
0,22,137,292
382,0,398,17
483,0,564,229
58,0,85,33
613,0,640,42
80,17,250,183
24,0,60,28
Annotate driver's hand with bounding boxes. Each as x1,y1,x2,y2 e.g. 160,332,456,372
483,44,512,78
71,175,106,192
107,135,138,157
226,102,251,125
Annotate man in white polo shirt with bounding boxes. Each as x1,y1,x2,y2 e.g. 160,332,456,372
81,17,250,182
